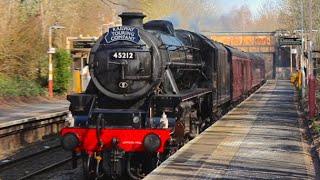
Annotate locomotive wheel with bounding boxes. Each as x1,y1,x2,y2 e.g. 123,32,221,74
83,155,95,180
82,154,104,180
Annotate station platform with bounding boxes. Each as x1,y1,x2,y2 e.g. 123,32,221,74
0,99,69,128
145,80,316,179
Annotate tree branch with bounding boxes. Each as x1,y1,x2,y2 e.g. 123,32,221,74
100,0,142,11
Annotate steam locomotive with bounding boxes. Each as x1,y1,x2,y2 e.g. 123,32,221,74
60,12,265,179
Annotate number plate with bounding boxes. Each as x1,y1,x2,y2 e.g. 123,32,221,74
111,51,135,60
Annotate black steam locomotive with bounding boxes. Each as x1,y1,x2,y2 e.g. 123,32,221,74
60,12,265,179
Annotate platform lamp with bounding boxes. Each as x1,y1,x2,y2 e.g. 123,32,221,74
47,23,65,97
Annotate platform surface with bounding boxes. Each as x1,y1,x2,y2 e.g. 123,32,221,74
0,99,69,127
145,80,316,179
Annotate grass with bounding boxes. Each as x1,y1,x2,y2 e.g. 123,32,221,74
0,73,46,97
311,116,320,135
312,121,320,134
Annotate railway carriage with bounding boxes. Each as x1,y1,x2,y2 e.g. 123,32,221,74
251,55,266,89
227,46,249,102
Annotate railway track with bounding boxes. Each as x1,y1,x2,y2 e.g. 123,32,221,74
0,143,74,180
18,157,73,180
0,144,61,169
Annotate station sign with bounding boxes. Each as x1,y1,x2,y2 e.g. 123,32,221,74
73,40,96,49
279,37,302,46
47,48,56,54
291,48,297,54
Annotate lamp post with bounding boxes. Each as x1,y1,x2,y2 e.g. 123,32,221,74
48,24,65,97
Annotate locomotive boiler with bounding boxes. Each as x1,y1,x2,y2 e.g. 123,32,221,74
60,12,265,179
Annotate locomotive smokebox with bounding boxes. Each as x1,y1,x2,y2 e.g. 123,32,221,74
119,12,146,27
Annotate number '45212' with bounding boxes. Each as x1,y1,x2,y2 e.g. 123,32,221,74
112,52,135,59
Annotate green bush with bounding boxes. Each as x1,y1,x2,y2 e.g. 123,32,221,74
0,74,45,97
311,119,320,134
53,49,72,94
0,48,72,97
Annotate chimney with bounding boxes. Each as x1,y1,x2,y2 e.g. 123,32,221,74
119,12,146,28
